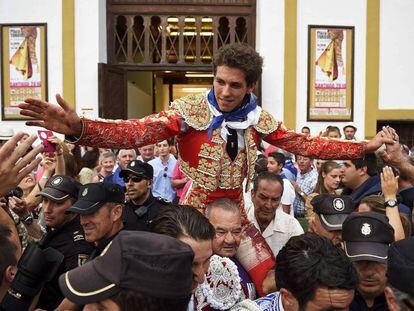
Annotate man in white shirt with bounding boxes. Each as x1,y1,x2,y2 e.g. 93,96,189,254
267,152,296,215
247,172,303,257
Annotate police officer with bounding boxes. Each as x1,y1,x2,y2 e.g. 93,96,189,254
310,194,355,247
67,182,125,260
35,175,94,310
120,160,171,231
343,212,395,311
56,182,125,310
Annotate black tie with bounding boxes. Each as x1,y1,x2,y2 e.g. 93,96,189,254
226,128,238,161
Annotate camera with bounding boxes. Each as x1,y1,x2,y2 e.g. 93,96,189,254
4,187,23,202
0,242,64,311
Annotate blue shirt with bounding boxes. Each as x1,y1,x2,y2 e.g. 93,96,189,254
149,155,177,202
103,166,125,187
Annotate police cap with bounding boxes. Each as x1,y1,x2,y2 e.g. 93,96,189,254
119,160,153,180
311,194,355,231
37,175,81,203
342,212,394,264
59,231,194,304
68,182,125,215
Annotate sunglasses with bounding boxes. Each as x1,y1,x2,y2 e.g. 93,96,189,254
123,175,146,183
163,166,168,178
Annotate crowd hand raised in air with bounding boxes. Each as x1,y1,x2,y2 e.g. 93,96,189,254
0,133,43,197
19,94,83,137
364,126,398,153
378,126,406,165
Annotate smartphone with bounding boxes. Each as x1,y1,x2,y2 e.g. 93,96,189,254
38,130,56,153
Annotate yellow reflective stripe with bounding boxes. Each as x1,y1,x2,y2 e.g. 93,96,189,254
65,272,116,297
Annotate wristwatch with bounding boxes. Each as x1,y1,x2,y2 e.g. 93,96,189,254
21,213,34,226
299,191,305,197
385,199,398,208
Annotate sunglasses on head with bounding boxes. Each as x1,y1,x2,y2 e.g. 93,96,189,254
123,175,146,183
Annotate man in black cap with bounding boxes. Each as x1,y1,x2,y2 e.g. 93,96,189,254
56,184,125,311
59,231,194,311
67,182,125,260
120,159,171,231
342,212,395,311
309,194,355,247
35,175,94,310
384,237,414,311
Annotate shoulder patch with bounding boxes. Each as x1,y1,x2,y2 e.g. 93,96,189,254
253,109,279,135
73,231,85,242
78,254,89,266
172,93,212,130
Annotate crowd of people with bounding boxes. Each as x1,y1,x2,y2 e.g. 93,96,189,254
0,43,413,311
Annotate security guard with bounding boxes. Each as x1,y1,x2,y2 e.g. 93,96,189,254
310,194,355,247
343,212,395,311
120,160,171,231
56,182,126,310
67,182,125,260
35,175,94,310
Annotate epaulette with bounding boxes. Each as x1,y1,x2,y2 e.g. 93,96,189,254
172,93,212,130
253,109,279,135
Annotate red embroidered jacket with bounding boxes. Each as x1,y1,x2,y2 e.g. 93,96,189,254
74,93,366,210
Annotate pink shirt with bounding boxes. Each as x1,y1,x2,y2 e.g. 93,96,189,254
172,161,191,201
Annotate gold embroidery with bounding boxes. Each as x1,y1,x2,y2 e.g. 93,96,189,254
199,143,223,161
253,109,279,134
181,185,209,211
245,128,258,192
172,93,212,130
179,128,251,191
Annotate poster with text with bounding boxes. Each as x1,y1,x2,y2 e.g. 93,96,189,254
307,26,354,121
1,24,47,120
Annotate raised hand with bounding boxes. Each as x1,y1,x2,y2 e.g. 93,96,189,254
379,127,406,166
19,94,83,136
380,166,398,200
0,133,43,197
365,126,397,153
9,196,30,218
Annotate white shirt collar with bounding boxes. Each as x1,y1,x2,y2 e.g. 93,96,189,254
205,91,262,140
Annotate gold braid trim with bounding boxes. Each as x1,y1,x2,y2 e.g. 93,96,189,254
253,109,279,135
172,93,212,130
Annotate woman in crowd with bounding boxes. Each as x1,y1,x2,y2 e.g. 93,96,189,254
306,161,342,225
91,151,116,183
78,148,99,184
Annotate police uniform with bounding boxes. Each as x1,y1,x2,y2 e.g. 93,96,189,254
120,160,171,231
67,182,126,261
87,232,120,261
34,175,94,310
123,193,170,231
342,212,395,311
37,216,94,310
350,291,388,311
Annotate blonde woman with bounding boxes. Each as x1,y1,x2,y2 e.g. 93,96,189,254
306,161,342,225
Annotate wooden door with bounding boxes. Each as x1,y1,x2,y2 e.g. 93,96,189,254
98,63,127,119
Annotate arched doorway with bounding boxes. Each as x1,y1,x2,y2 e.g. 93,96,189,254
99,0,256,119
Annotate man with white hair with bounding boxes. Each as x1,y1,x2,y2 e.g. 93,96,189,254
104,149,136,187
